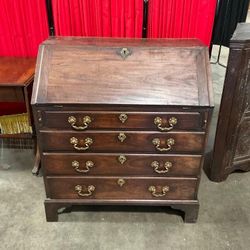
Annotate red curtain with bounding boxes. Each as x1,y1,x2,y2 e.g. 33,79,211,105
52,0,143,38
0,0,49,57
147,0,217,46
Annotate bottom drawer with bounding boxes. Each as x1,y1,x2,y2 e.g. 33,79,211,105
46,177,198,200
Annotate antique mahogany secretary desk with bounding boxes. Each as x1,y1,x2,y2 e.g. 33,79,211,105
32,37,213,222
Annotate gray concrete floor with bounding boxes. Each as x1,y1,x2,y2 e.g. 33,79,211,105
0,46,250,250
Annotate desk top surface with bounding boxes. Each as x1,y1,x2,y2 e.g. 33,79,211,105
0,57,36,87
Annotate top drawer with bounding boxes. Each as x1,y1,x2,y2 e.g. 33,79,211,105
40,111,204,131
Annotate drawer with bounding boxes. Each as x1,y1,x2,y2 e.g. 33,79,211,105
0,87,24,102
46,177,198,200
41,111,204,131
40,131,205,153
43,153,202,177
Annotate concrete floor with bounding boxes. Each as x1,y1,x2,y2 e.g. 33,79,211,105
0,46,250,250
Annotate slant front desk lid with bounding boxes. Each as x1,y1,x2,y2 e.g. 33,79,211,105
32,37,213,107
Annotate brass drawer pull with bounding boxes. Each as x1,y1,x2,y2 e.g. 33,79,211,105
75,185,95,197
152,138,175,152
148,185,169,197
68,115,92,130
70,137,93,151
151,161,172,173
72,160,94,173
154,116,177,131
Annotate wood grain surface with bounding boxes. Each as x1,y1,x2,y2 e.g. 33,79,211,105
46,176,197,200
40,130,205,153
32,37,213,107
43,153,202,177
0,57,36,86
42,111,203,131
209,23,250,181
43,37,206,47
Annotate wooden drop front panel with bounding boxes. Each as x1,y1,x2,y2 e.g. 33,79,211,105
32,37,213,222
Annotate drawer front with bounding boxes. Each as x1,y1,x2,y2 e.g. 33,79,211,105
46,177,197,200
41,131,205,153
43,153,202,177
42,111,204,131
0,87,24,102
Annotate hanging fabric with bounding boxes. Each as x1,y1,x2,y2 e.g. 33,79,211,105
0,0,49,57
147,0,217,46
52,0,143,38
0,113,32,134
212,0,249,47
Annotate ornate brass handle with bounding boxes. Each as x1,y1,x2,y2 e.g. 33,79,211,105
72,160,94,173
75,185,95,197
151,161,172,173
68,115,92,130
70,137,93,151
148,185,169,197
154,117,177,131
152,138,175,152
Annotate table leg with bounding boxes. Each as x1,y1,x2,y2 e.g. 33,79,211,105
32,143,41,175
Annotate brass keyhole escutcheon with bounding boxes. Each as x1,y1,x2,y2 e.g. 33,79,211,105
119,47,131,59
119,113,128,123
118,132,126,142
118,155,127,164
117,178,126,187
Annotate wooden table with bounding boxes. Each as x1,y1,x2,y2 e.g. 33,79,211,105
0,57,39,173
